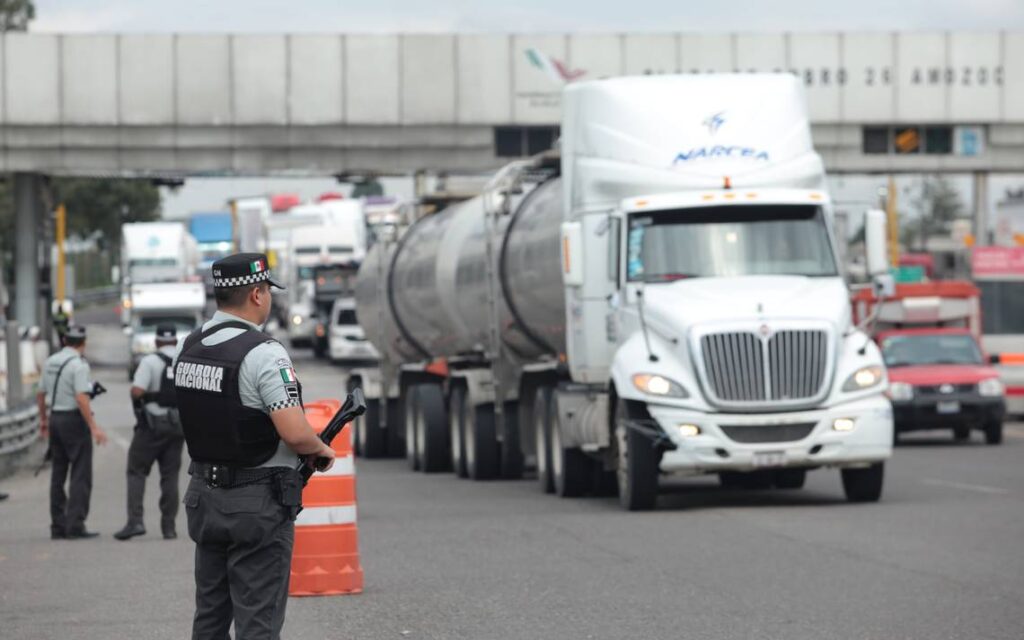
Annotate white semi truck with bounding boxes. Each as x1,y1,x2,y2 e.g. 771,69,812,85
124,281,206,378
352,74,895,510
119,222,198,326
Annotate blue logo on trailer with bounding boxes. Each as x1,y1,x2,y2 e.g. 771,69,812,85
672,146,770,164
703,111,726,135
147,236,160,247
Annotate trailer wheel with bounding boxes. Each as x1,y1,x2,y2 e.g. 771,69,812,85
841,463,884,503
614,401,660,511
533,387,554,494
773,468,807,489
449,386,468,478
415,385,450,473
357,399,388,459
465,402,500,481
551,402,590,498
404,388,421,471
984,420,1003,445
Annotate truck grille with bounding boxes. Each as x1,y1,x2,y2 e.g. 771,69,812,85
700,329,829,407
719,422,817,443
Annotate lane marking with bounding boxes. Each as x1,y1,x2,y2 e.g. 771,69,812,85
921,478,1009,495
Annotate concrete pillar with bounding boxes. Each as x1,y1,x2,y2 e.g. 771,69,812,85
5,320,22,408
13,173,41,329
973,171,990,246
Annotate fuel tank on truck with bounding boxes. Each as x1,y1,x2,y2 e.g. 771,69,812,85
356,177,567,363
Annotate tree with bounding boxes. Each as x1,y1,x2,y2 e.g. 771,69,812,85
0,0,34,31
901,175,965,251
50,178,161,250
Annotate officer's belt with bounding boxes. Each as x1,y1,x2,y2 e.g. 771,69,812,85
189,461,288,489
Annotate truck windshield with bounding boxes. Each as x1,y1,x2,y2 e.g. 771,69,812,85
626,205,837,281
881,334,984,367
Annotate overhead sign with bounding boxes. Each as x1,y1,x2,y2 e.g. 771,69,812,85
971,246,1024,276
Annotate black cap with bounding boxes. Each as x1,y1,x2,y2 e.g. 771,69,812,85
155,324,177,341
65,325,87,340
211,253,285,290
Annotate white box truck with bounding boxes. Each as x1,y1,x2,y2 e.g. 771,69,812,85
352,74,894,510
120,222,198,326
124,281,206,378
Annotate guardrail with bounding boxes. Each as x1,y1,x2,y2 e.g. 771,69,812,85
0,403,40,477
72,286,119,306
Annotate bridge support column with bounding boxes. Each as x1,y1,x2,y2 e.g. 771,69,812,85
973,171,989,246
13,173,42,329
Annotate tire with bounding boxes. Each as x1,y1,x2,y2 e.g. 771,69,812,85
499,402,524,480
953,426,970,441
841,463,884,503
614,401,661,511
404,388,421,471
551,409,591,498
357,399,388,459
416,385,450,473
984,420,1003,445
533,387,555,494
449,386,468,478
465,402,500,481
774,468,807,490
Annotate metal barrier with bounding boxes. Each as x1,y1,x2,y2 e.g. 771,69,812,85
72,285,119,306
0,404,40,477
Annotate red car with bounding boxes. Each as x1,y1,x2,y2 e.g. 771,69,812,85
879,328,1005,444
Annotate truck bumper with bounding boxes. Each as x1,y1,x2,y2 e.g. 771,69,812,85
892,395,1004,433
647,395,893,475
329,338,378,363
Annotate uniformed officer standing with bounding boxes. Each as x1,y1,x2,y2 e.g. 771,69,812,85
36,325,108,539
114,324,185,541
176,253,335,640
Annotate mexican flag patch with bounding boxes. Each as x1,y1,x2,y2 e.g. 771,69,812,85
250,259,266,274
279,367,297,383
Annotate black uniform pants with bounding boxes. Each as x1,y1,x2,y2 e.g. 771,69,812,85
126,425,184,532
49,411,92,535
184,475,295,640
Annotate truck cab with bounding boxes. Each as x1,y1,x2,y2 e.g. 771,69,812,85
124,281,206,379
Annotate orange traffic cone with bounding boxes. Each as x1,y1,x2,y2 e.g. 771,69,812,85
289,399,364,596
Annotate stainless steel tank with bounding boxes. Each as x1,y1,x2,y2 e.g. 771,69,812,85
357,178,566,363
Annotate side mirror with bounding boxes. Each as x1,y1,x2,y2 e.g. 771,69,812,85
864,209,890,277
873,273,896,298
989,353,1001,365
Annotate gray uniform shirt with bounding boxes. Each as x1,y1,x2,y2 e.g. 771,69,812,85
132,345,177,418
39,347,91,412
184,310,301,469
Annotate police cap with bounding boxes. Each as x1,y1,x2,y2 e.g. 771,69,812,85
211,253,285,290
65,325,87,340
155,324,177,341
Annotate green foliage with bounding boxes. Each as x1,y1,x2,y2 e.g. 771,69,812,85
0,0,34,31
901,176,965,250
50,178,161,250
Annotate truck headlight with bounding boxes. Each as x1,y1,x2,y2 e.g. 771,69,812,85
842,365,884,392
291,314,303,326
978,378,1005,397
632,374,688,398
886,381,914,401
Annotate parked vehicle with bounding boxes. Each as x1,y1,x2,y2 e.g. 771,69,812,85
853,280,1005,444
124,281,205,378
189,212,234,295
351,74,895,510
328,297,378,364
119,222,198,326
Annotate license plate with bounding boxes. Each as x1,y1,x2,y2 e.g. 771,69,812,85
752,451,786,468
936,401,961,415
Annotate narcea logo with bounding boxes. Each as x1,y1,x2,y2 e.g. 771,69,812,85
525,48,586,83
673,146,770,164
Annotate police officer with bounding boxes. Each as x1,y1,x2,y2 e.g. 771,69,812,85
36,325,108,539
114,323,185,541
177,253,335,640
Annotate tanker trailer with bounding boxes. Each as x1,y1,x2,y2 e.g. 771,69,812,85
352,73,895,511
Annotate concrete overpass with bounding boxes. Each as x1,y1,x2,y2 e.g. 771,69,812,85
5,31,1024,329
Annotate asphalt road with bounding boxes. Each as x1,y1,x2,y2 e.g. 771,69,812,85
1,310,1023,639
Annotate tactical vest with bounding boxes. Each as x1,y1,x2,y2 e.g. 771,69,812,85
153,352,178,408
175,321,285,467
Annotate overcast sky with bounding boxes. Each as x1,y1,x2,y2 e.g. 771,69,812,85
31,0,1024,33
